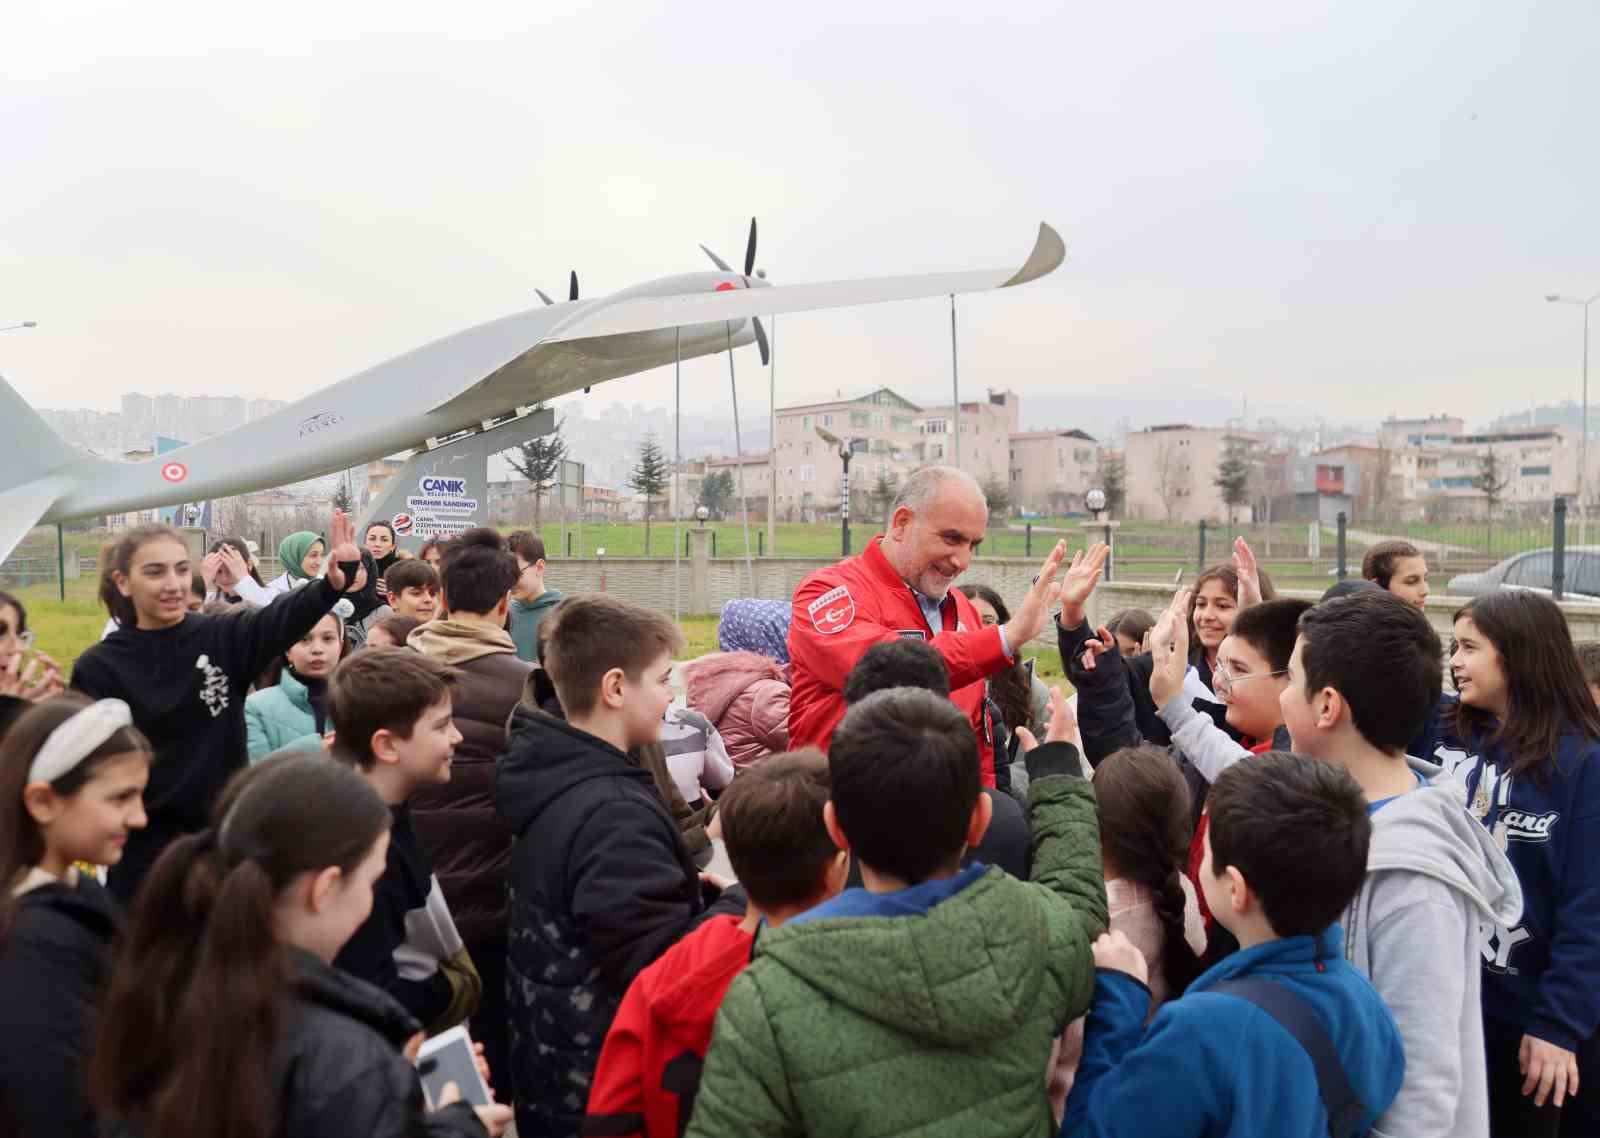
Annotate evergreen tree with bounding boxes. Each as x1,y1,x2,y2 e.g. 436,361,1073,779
331,476,355,514
1214,439,1252,524
870,468,900,526
505,416,567,528
698,469,734,519
628,434,671,555
1098,453,1127,516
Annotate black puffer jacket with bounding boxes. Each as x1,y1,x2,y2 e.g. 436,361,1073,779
494,708,743,1138
102,950,486,1138
0,874,120,1138
270,949,485,1137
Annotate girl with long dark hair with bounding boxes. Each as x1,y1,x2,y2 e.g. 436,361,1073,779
90,752,509,1138
72,514,363,901
1046,744,1205,1120
960,583,1049,794
365,521,401,600
1441,590,1600,1135
0,695,150,1138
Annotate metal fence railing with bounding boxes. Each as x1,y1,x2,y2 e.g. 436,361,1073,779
3,502,1583,604
986,502,1574,597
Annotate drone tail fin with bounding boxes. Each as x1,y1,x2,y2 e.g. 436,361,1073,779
0,371,90,562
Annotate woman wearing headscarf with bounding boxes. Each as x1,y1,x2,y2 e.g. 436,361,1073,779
263,532,326,597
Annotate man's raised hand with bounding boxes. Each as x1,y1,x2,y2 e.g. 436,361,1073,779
1002,540,1068,653
1055,542,1110,631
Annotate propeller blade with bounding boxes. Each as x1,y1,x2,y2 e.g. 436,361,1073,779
699,243,733,273
535,288,555,306
569,271,579,301
752,315,771,367
743,217,758,277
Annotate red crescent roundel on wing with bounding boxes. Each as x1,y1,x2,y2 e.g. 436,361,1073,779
161,462,188,483
715,282,736,292
807,584,855,635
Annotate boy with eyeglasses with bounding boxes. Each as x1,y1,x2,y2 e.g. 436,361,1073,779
1148,594,1313,959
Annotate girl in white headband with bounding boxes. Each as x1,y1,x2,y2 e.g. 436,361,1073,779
0,694,151,1138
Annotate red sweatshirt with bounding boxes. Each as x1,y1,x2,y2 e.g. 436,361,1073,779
584,915,755,1138
1187,736,1275,929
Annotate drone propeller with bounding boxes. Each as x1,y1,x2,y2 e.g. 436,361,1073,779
698,217,770,365
535,269,579,306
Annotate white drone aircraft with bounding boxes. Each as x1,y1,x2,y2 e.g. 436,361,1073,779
0,220,1064,562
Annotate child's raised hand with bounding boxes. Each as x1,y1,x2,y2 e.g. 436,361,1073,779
1078,626,1116,673
1148,588,1192,712
1233,537,1263,609
1091,929,1149,985
1017,686,1081,755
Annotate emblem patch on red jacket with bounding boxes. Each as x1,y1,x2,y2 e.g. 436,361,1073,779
807,585,855,635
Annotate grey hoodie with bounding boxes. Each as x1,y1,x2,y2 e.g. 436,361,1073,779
1156,700,1525,1138
1343,767,1523,1138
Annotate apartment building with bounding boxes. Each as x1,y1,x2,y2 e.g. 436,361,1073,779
1008,429,1098,515
1378,415,1465,451
1419,428,1575,517
772,387,1021,521
1124,424,1262,522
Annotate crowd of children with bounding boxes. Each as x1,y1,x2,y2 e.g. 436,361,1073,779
1,506,1598,1138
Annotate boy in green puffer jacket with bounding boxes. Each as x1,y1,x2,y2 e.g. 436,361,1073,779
687,685,1107,1138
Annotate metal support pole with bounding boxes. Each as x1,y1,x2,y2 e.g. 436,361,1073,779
1582,305,1590,547
768,315,777,556
56,524,65,602
1025,523,1033,559
1553,496,1568,601
726,323,756,596
1336,511,1349,580
672,328,682,622
1197,518,1208,573
949,295,961,471
1104,521,1114,582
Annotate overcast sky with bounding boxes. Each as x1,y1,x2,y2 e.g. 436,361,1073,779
3,1,1597,437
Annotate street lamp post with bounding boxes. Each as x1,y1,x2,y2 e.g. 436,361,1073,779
1548,291,1600,545
816,426,852,557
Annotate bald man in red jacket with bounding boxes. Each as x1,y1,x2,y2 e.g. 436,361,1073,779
787,466,1102,785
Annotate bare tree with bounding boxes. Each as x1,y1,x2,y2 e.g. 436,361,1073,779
1154,440,1192,522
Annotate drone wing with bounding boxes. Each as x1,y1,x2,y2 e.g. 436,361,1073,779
425,222,1064,423
549,221,1063,343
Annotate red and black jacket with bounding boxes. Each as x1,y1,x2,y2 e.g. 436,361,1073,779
584,915,755,1138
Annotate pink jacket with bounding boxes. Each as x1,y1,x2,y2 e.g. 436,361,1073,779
681,651,790,769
